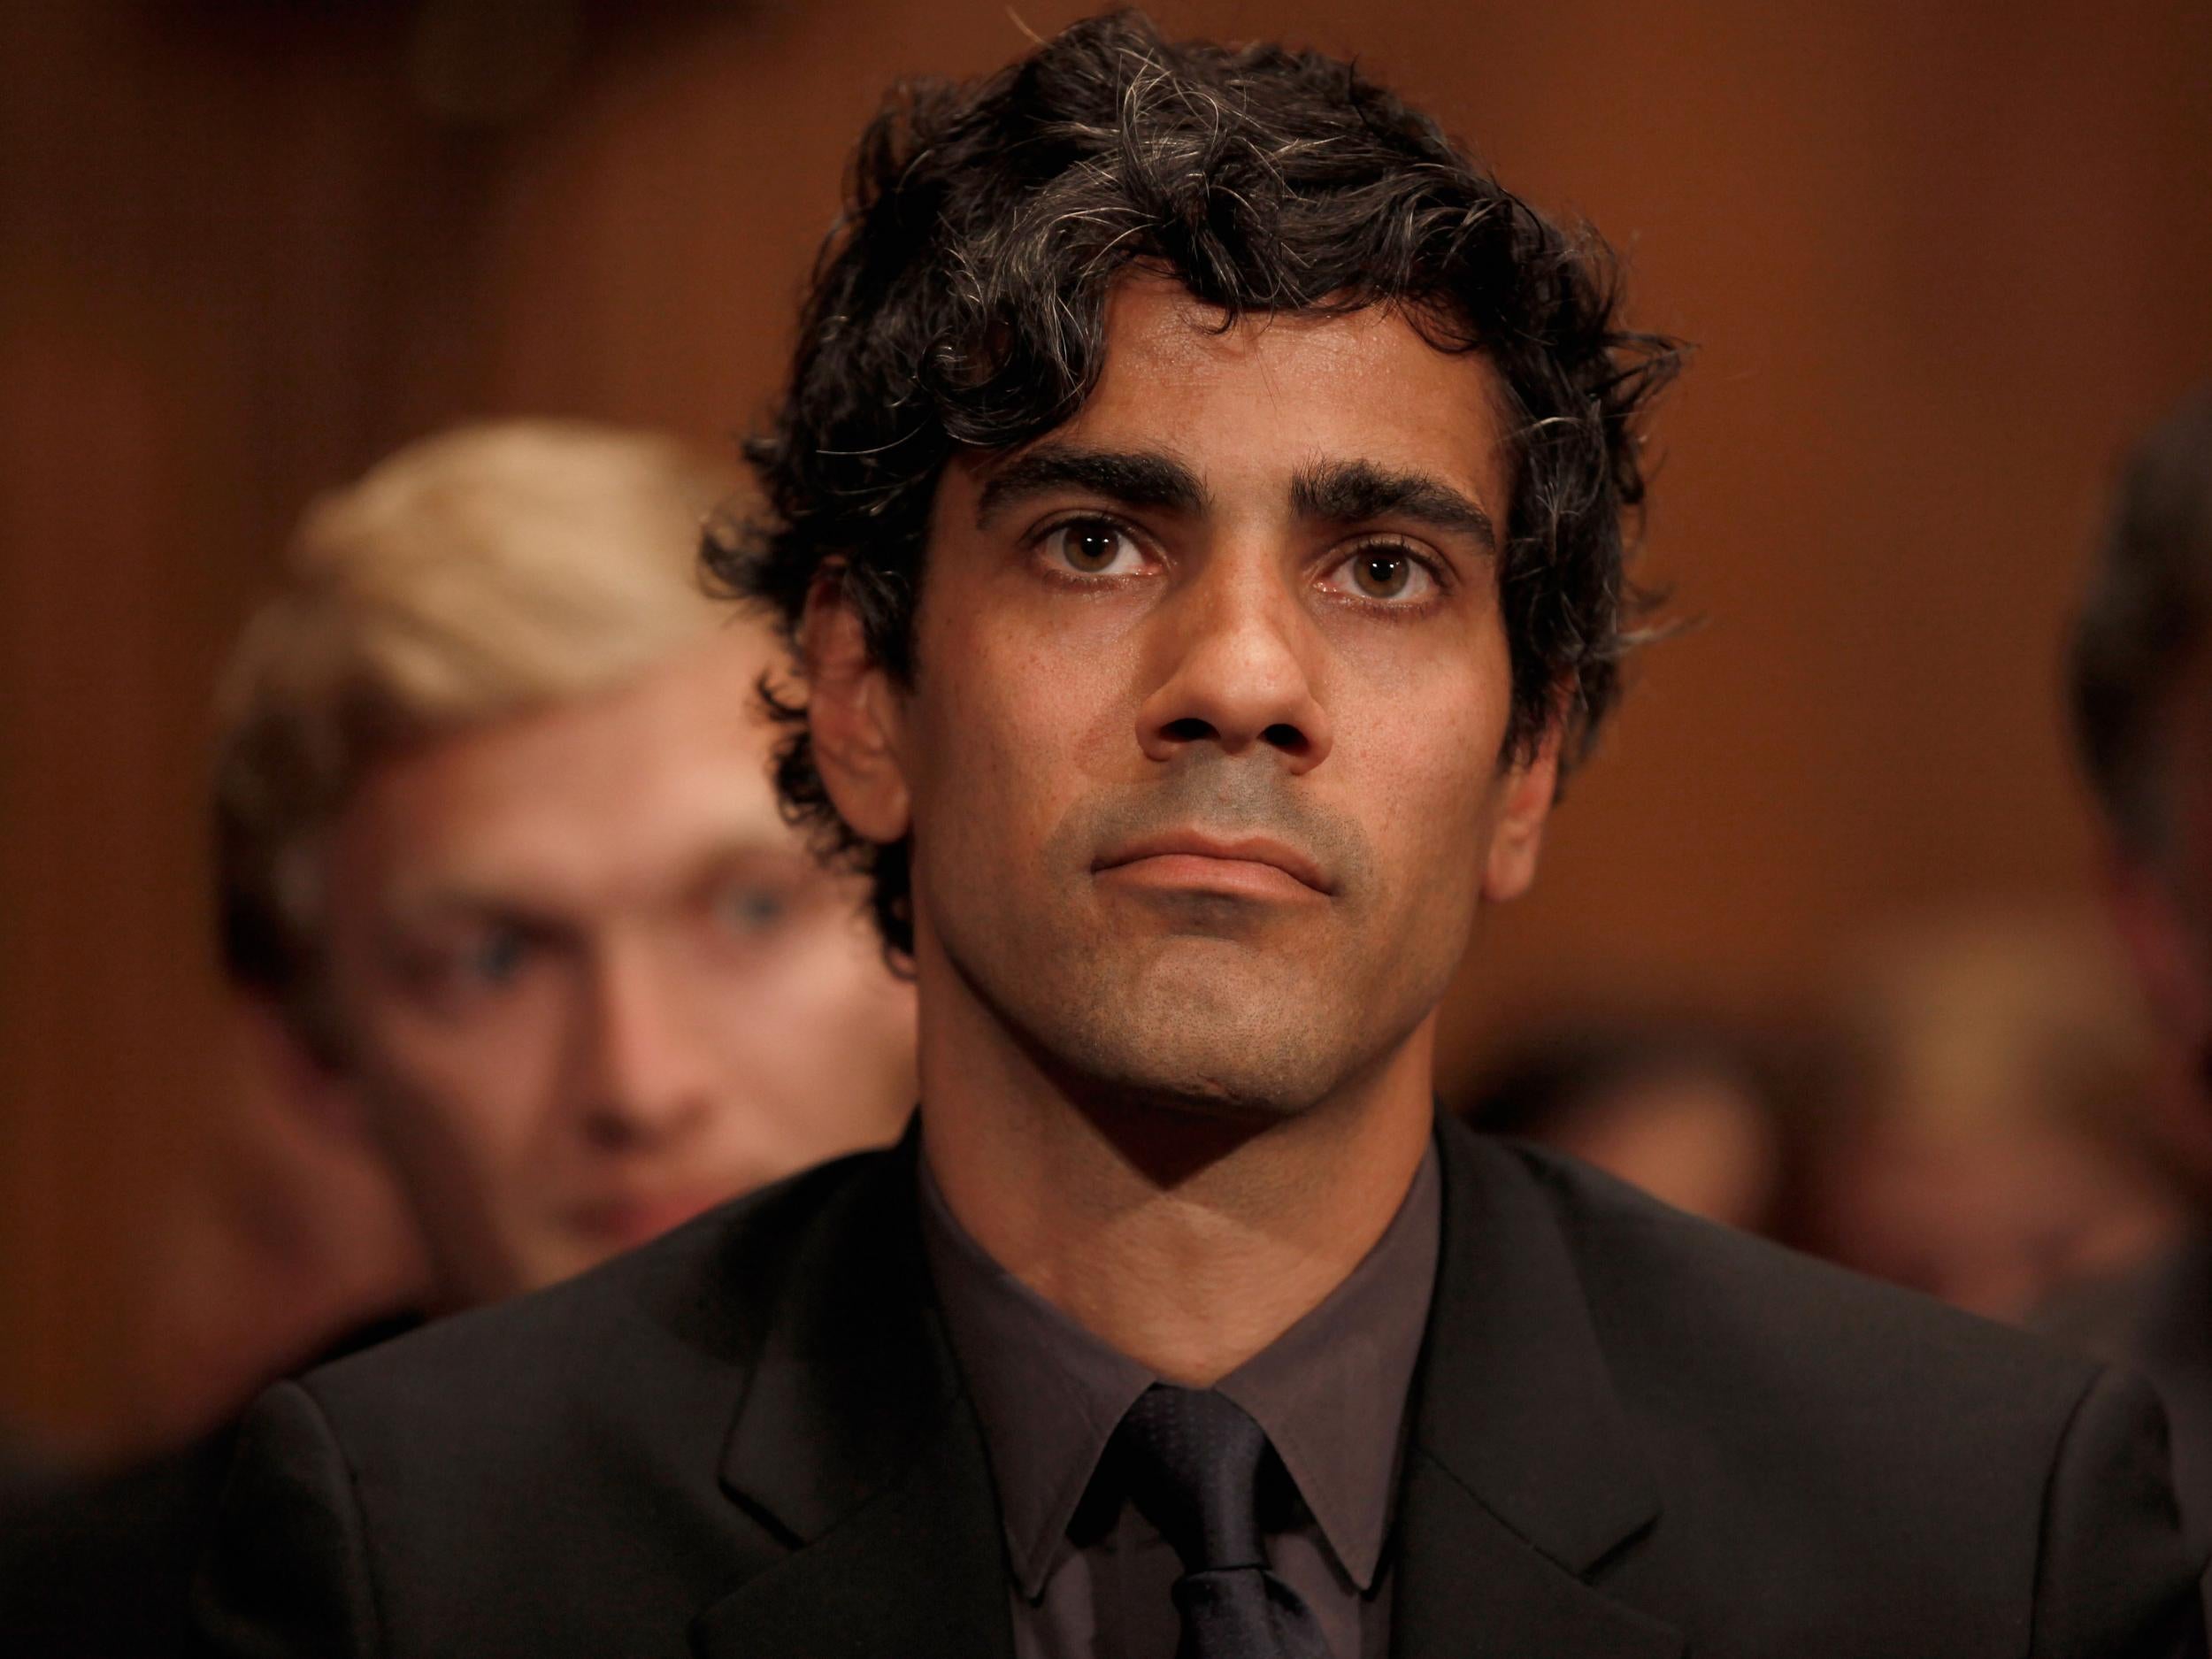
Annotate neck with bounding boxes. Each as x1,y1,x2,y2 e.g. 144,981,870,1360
918,967,1436,1386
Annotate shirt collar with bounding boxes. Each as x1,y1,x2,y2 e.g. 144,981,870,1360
1217,1143,1440,1587
918,1137,1442,1599
917,1157,1153,1601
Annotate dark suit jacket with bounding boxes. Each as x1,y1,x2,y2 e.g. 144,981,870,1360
2,1313,419,1659
192,1119,2207,1657
4,1425,240,1656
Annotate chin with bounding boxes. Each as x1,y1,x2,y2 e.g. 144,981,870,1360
1079,1052,1316,1122
938,896,1437,1122
503,1232,624,1297
1047,957,1357,1121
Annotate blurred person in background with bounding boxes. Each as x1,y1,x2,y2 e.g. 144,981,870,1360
2049,383,2212,1551
1,419,918,1655
1807,908,2190,1324
1454,1016,1799,1235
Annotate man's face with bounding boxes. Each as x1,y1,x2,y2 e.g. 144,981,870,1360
869,276,1555,1118
313,630,916,1307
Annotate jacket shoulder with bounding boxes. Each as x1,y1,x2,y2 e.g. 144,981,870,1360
1498,1140,2206,1653
1507,1138,2102,1424
199,1146,906,1656
296,1142,892,1469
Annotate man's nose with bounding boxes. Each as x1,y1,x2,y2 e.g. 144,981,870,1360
1135,554,1333,772
574,941,716,1151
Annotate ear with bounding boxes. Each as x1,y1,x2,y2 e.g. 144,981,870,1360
799,572,912,845
1480,713,1565,904
236,995,373,1144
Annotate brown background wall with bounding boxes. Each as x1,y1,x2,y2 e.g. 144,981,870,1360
5,0,2209,1460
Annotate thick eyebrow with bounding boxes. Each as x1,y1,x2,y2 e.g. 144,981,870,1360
1291,458,1499,553
973,445,1207,528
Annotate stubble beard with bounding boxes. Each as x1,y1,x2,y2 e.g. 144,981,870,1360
937,884,1453,1133
918,757,1471,1132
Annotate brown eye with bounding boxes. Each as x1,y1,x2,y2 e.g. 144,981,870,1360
1354,552,1411,598
1045,518,1141,576
1322,545,1437,604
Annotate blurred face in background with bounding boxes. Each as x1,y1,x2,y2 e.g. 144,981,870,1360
1813,1109,2185,1321
1809,910,2190,1321
305,627,916,1308
1540,1063,1784,1233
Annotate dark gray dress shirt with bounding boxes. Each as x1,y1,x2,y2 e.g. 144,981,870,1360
918,1141,1442,1659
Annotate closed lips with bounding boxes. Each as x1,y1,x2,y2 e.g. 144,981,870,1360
1094,832,1332,895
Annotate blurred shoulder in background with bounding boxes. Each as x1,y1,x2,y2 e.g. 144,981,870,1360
0,419,918,1655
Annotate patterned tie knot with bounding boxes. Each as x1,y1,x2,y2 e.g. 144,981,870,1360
1111,1384,1270,1575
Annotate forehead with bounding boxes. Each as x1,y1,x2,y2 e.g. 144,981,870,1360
1024,274,1511,508
332,629,791,917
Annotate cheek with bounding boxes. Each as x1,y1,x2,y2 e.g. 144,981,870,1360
351,995,563,1170
910,611,1130,859
713,926,902,1066
1341,652,1510,888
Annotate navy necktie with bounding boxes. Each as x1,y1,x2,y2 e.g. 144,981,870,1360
1110,1384,1335,1659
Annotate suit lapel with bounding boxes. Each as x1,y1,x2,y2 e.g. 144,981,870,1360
1391,1120,1683,1658
1394,1450,1680,1659
686,1118,1683,1659
689,1403,1013,1659
690,1132,1016,1659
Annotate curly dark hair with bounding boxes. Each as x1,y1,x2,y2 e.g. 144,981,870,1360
2070,384,2212,856
712,8,1681,955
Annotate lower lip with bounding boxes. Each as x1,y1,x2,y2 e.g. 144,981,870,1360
1098,854,1323,902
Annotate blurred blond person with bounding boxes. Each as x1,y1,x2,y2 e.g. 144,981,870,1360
4,419,916,1655
219,419,916,1305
